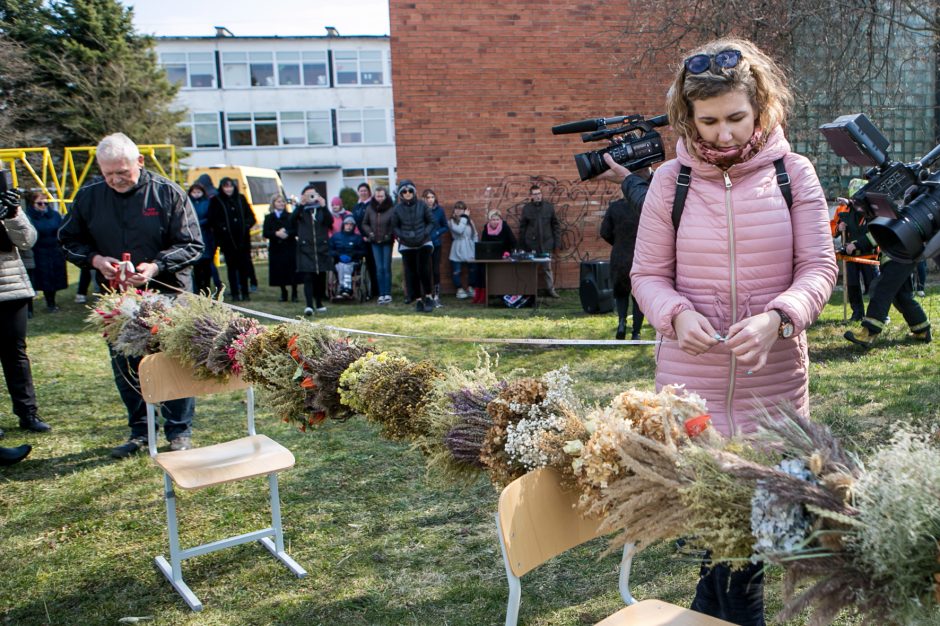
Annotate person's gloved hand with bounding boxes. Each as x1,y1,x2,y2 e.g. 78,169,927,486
0,189,21,220
339,254,351,263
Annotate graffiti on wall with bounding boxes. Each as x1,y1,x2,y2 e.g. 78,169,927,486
478,174,621,264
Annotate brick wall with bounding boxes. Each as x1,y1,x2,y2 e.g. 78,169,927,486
389,1,678,289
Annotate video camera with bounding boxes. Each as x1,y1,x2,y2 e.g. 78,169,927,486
820,113,940,262
552,114,668,181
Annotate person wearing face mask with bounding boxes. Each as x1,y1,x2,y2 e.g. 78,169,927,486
391,180,435,312
208,177,256,302
262,193,299,302
606,39,837,625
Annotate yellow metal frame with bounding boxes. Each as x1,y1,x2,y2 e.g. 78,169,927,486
0,144,178,214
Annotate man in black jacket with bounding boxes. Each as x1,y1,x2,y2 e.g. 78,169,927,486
518,185,562,298
59,133,203,458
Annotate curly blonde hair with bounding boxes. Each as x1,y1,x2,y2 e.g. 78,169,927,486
666,38,793,148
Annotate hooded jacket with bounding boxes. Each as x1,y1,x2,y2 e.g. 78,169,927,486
630,127,838,436
0,209,37,303
208,181,255,255
362,195,395,244
391,180,433,248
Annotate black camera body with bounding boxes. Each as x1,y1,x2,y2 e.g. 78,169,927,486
820,113,940,262
552,114,668,181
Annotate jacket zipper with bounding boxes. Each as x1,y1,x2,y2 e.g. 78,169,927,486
723,170,738,436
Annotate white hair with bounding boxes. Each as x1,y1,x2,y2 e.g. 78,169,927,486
96,132,141,163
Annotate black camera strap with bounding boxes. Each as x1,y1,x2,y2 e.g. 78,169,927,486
671,158,791,232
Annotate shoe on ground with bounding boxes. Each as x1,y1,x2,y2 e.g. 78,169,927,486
74,294,87,304
46,306,60,313
433,297,443,309
19,415,51,433
316,306,327,313
0,444,31,466
250,284,258,292
456,288,469,299
912,327,932,343
631,332,642,341
304,307,314,316
850,312,864,322
467,287,475,297
111,437,147,459
169,435,193,452
844,327,877,348
917,290,926,297
423,297,435,312
547,289,561,299
415,299,426,312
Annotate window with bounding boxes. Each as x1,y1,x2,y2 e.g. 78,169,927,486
337,109,388,144
180,112,222,149
160,52,217,88
226,112,277,146
250,52,275,87
246,176,282,203
226,112,252,145
279,111,332,146
277,52,301,86
342,167,390,191
222,52,249,87
333,50,385,86
302,51,328,86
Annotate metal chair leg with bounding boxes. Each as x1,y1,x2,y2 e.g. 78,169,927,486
259,473,307,578
496,513,522,626
157,473,203,611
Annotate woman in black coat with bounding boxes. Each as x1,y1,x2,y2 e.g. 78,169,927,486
292,185,333,315
599,175,646,340
208,177,256,301
262,193,298,302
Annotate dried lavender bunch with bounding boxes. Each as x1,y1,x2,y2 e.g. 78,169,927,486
434,383,502,480
207,317,260,375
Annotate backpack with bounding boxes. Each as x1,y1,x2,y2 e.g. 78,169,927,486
671,158,792,232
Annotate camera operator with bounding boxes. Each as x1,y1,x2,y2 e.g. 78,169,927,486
598,153,650,340
843,235,931,348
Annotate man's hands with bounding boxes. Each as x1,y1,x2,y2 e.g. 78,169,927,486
91,255,158,286
275,227,288,239
596,153,653,185
725,311,781,372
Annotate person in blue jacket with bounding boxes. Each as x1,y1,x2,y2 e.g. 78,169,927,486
24,191,67,312
423,189,450,307
329,216,366,299
187,182,215,294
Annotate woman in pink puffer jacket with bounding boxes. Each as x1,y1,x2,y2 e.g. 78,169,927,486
629,40,838,440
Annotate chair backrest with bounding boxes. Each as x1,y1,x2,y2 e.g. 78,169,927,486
139,353,249,403
497,467,607,578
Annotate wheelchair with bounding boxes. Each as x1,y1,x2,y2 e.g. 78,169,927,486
327,258,372,303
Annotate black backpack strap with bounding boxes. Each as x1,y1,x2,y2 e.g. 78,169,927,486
671,165,692,232
774,157,792,209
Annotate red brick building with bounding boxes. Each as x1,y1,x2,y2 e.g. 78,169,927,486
388,1,678,289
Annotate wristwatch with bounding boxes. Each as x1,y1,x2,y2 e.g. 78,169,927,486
774,309,794,339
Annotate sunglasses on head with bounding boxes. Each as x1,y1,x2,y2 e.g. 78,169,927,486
684,49,741,75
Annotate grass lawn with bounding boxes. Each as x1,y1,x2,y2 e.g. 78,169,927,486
1,261,938,625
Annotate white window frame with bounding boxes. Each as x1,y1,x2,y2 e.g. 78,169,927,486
225,112,279,147
278,110,333,146
342,167,390,192
160,52,217,89
180,112,222,149
302,51,330,87
333,50,386,86
337,109,389,145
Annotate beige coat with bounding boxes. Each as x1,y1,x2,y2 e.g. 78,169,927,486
0,210,38,303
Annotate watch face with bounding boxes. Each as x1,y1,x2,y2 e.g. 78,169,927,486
782,324,794,338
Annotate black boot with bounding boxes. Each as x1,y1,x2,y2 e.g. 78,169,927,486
20,415,51,433
848,285,865,322
615,297,628,340
0,444,31,466
631,297,645,340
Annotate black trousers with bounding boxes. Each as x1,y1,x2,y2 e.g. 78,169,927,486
0,298,39,421
302,271,327,308
77,266,93,296
192,258,214,294
862,260,930,334
401,246,433,300
108,346,194,441
362,241,378,298
431,244,443,290
690,555,765,626
222,248,252,299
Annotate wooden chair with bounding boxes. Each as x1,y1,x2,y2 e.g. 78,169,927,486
139,353,306,611
496,467,733,626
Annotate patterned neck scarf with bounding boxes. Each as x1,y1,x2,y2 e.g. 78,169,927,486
694,126,766,169
486,220,503,236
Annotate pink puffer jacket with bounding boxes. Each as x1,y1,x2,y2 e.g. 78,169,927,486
630,127,838,436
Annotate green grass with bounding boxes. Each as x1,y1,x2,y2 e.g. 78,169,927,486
1,262,938,625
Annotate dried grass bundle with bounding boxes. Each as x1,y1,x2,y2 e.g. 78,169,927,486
206,317,261,375
358,360,442,441
236,323,306,424
112,296,170,357
157,294,236,378
299,337,369,422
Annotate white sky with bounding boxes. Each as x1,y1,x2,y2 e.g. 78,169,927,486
128,0,390,37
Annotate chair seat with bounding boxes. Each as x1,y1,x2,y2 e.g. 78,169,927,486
155,434,295,490
595,600,735,626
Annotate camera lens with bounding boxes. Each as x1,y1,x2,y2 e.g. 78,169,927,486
869,182,940,261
